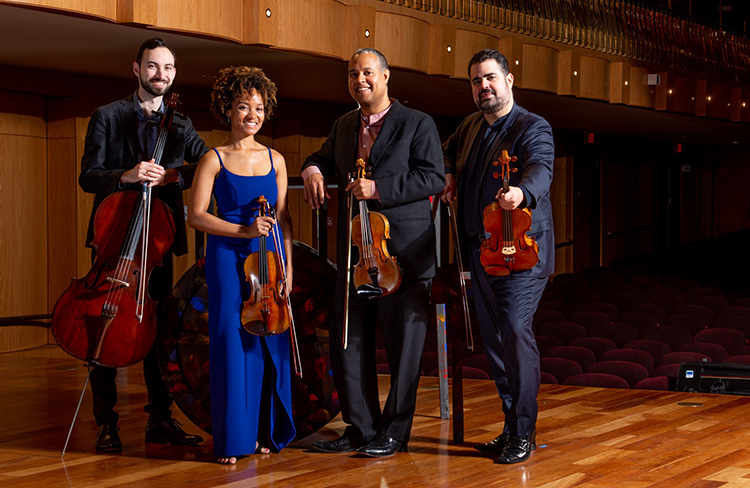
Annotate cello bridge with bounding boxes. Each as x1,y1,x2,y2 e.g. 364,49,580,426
106,277,130,287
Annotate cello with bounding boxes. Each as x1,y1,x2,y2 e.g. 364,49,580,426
51,94,181,456
480,150,539,276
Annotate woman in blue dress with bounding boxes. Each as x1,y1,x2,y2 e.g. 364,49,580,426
188,66,296,464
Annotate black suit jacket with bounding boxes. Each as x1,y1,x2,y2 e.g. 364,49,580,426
79,94,208,256
302,100,445,282
443,103,555,278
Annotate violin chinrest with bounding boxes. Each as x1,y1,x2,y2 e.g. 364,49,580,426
356,284,383,299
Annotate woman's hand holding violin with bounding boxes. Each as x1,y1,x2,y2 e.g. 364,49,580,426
246,216,276,238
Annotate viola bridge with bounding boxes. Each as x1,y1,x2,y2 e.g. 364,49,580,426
501,245,517,255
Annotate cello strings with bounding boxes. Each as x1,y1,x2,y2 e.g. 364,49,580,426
105,201,143,313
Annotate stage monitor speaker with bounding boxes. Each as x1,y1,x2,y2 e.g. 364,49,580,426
676,362,750,396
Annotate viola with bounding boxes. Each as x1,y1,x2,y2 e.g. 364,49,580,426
241,195,291,336
480,150,539,276
51,94,180,368
350,158,402,297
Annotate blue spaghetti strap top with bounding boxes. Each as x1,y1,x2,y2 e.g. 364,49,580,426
210,147,282,256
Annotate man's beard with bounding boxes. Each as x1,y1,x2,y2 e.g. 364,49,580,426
140,75,171,97
478,96,500,114
476,89,507,115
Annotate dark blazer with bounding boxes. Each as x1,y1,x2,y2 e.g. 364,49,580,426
302,100,445,282
443,102,555,278
79,94,208,256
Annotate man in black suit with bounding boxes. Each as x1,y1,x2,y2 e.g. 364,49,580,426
441,49,555,464
302,48,444,457
79,38,208,453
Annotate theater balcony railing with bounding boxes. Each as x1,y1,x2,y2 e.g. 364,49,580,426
381,0,750,83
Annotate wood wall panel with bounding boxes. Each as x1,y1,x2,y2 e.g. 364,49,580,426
428,23,456,77
608,62,629,105
344,4,376,59
520,44,557,94
74,115,95,278
628,66,654,108
498,38,524,86
246,0,346,58
0,132,48,351
578,56,609,102
46,101,77,311
695,80,707,117
557,51,580,97
707,83,731,121
552,155,573,275
0,0,116,20
672,76,696,115
0,92,46,137
120,0,243,41
655,71,669,111
374,11,430,73
453,30,499,80
730,86,742,123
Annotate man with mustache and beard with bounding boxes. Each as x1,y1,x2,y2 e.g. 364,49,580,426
79,38,208,453
302,48,444,457
441,49,554,465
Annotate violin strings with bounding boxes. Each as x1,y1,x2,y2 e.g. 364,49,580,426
359,201,375,269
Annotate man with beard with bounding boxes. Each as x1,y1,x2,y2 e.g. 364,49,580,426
441,49,554,464
79,38,208,453
302,48,444,457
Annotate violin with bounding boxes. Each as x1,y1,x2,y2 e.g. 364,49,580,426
480,150,539,276
241,195,290,336
51,94,180,368
351,158,402,298
341,158,402,349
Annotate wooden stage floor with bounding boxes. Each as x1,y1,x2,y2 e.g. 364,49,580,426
2,354,750,487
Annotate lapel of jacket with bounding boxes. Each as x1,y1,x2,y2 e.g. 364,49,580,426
480,103,522,176
340,110,360,177
458,113,484,179
367,100,402,170
119,94,139,165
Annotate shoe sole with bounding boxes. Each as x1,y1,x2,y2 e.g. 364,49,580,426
474,445,506,455
311,446,359,453
358,450,400,458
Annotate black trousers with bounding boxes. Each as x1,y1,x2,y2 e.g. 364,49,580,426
330,277,430,444
90,253,174,426
468,242,546,437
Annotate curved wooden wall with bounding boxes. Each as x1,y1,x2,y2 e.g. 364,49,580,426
2,0,741,120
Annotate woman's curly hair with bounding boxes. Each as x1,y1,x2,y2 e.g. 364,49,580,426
210,66,277,125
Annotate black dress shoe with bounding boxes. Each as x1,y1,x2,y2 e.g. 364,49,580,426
145,419,203,445
95,422,122,453
311,435,363,453
495,431,536,464
358,433,407,458
473,432,510,455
